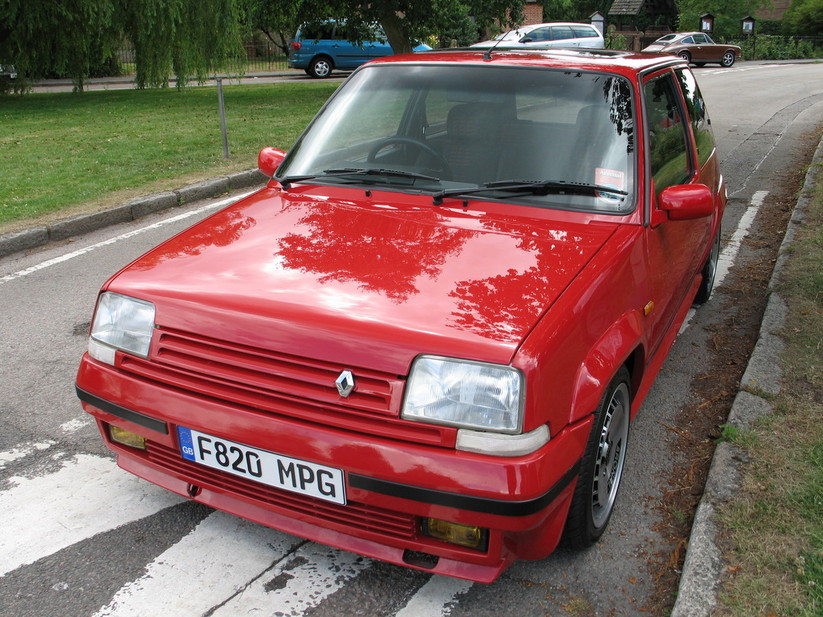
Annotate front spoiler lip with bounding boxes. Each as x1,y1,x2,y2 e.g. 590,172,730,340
76,386,580,518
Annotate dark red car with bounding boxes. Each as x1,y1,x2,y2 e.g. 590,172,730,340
643,32,742,67
77,48,725,582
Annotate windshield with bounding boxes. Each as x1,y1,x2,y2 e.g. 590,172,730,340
278,63,636,213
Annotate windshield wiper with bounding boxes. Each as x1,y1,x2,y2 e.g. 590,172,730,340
432,179,628,205
279,167,440,189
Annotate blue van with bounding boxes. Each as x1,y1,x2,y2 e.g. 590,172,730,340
288,21,431,78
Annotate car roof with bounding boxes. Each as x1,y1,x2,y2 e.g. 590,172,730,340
516,22,599,30
366,47,682,77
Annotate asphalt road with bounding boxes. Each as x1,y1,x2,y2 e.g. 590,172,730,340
1,61,822,617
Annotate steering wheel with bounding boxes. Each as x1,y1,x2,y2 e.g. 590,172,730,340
367,137,451,178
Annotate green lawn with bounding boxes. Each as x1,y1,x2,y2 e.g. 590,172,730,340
0,82,338,231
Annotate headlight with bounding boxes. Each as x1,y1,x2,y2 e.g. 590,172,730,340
402,356,524,433
88,292,156,365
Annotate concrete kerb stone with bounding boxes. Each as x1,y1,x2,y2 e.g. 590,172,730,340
174,176,230,205
0,169,268,259
671,135,823,617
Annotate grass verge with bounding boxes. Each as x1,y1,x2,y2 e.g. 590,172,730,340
715,155,823,616
0,81,338,233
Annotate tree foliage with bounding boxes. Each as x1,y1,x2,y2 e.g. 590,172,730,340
675,0,767,39
0,0,244,91
290,0,526,54
782,0,823,36
542,0,611,22
1,0,526,92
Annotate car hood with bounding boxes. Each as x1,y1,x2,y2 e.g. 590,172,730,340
109,186,618,375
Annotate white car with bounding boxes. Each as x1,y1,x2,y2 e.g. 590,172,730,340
472,22,605,49
0,64,17,79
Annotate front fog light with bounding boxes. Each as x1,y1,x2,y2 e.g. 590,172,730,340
109,425,147,450
423,518,488,551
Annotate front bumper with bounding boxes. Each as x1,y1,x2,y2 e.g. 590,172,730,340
76,354,590,582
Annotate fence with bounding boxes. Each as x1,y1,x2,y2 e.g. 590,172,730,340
115,43,290,77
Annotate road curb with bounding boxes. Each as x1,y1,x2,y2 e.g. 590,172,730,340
670,136,823,617
0,169,268,258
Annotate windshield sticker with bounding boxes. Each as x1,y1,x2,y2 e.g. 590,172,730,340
596,168,626,202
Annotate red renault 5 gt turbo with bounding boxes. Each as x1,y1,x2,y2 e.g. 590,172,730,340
76,47,725,583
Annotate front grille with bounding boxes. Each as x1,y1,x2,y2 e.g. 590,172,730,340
147,441,418,540
118,328,452,447
153,329,402,414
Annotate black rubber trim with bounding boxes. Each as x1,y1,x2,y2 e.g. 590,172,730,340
349,462,579,517
75,386,169,435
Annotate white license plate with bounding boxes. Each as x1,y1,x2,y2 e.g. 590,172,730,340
177,427,346,505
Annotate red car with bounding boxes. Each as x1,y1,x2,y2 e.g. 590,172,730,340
77,48,725,582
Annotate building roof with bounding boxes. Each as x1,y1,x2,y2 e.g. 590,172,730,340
609,0,645,15
608,0,677,17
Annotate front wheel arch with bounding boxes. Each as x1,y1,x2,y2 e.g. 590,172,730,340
562,366,632,548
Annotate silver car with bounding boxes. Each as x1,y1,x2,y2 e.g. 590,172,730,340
472,22,605,49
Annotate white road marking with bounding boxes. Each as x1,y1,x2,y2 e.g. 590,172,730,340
715,190,767,289
396,575,474,617
0,190,255,286
211,543,371,617
61,416,93,434
679,190,768,333
0,440,55,469
94,511,301,617
0,452,184,577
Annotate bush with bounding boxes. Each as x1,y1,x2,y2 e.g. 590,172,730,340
728,35,823,60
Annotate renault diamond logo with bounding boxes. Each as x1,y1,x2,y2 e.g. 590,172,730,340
335,370,355,397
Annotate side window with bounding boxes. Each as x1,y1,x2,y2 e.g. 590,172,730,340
643,73,691,196
525,27,551,42
551,26,574,41
676,68,716,168
572,26,598,38
302,23,335,41
682,36,695,45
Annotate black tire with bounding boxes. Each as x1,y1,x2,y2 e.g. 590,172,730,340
308,56,333,79
679,51,692,64
562,367,631,549
720,50,736,67
694,226,721,305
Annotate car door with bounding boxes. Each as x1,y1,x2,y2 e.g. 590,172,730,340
549,25,577,47
641,70,713,355
691,33,713,62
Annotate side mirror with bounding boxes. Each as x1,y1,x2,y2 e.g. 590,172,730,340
257,147,287,177
658,184,714,220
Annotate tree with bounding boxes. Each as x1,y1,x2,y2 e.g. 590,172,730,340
676,0,768,39
292,0,526,54
782,0,823,36
542,0,612,22
244,1,300,57
0,0,245,91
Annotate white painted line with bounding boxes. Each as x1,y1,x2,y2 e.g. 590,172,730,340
94,511,300,617
396,575,474,617
715,190,767,289
0,453,184,577
0,440,55,469
61,417,93,434
211,542,370,616
679,190,767,334
0,190,255,286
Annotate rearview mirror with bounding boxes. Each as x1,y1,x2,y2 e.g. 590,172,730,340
257,147,287,177
658,184,714,220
